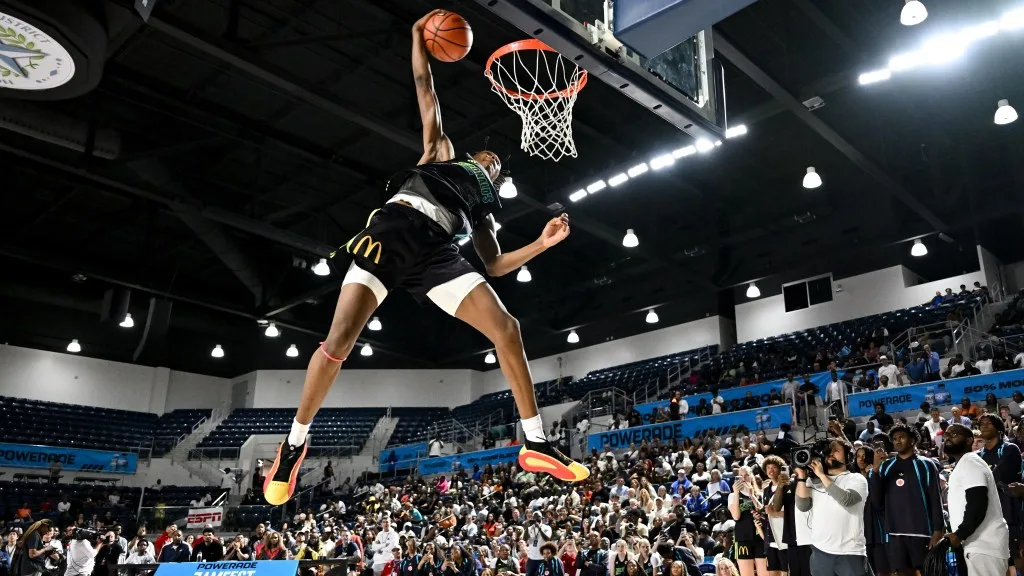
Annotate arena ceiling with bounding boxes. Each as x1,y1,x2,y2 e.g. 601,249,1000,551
1,0,1023,377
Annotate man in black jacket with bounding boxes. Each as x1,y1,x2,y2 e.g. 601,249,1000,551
191,528,224,562
655,541,701,576
157,530,191,563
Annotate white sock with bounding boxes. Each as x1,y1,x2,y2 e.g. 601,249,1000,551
288,420,310,447
521,415,545,443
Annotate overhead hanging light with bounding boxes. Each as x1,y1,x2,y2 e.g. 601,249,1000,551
360,343,373,357
265,322,280,338
567,330,580,344
622,229,639,248
608,173,629,187
746,283,761,298
645,310,659,324
484,351,497,364
725,124,748,138
911,238,928,257
900,0,928,26
286,344,299,358
517,266,532,282
211,344,225,358
66,339,81,353
119,314,134,328
995,99,1018,125
695,139,714,153
499,178,518,199
569,190,588,202
802,167,822,189
368,316,383,331
312,258,331,276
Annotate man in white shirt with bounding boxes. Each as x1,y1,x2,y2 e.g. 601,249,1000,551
371,519,401,575
525,512,552,576
923,408,946,443
943,423,1009,576
428,436,443,458
876,356,899,388
609,477,629,501
795,439,871,576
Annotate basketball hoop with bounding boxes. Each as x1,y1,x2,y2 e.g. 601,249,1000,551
485,39,588,162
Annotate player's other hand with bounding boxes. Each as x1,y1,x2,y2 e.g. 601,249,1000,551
539,213,570,248
413,9,446,31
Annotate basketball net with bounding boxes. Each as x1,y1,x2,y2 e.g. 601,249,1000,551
486,40,587,162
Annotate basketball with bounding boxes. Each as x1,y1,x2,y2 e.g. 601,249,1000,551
424,11,473,62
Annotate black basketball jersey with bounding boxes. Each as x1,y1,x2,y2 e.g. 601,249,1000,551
386,158,501,235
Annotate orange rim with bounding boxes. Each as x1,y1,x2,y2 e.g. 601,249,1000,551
485,38,588,101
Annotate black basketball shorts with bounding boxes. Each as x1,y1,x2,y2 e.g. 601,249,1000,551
337,202,485,315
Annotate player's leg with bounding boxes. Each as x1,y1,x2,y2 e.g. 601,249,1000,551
263,269,381,506
450,281,589,482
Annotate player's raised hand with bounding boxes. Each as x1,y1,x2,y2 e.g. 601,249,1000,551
413,9,445,31
539,213,570,248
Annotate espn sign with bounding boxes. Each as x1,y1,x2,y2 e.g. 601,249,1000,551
187,507,224,529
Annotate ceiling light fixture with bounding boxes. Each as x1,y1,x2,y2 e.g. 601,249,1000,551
645,310,659,324
672,145,696,158
746,283,761,298
858,69,892,85
608,173,629,187
286,344,299,358
517,266,532,282
567,330,580,344
368,316,383,331
911,238,928,257
312,258,330,276
802,167,822,189
995,99,1018,125
67,339,81,353
265,322,280,338
900,0,928,26
360,343,373,357
484,351,497,364
586,180,607,194
622,229,639,248
569,190,588,202
627,163,649,177
119,314,134,329
650,154,675,170
211,344,224,358
499,178,518,199
725,124,748,138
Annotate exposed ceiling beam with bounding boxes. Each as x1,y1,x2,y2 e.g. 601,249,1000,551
713,33,951,233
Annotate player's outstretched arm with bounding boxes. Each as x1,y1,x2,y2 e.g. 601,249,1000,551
472,214,570,277
412,10,454,165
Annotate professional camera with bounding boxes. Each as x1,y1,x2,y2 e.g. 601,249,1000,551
72,528,99,541
791,439,831,468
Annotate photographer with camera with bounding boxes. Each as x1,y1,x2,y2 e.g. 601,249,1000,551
794,439,871,576
64,530,106,576
526,512,553,576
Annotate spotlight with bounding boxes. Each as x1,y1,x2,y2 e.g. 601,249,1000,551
900,0,928,26
484,351,497,364
746,283,761,298
312,258,330,276
695,139,714,153
67,339,81,353
858,69,892,85
645,310,659,324
911,238,928,257
995,99,1018,125
265,322,280,338
368,317,383,331
211,344,225,358
286,344,299,358
802,167,822,189
360,343,373,357
517,267,532,283
119,314,134,328
499,178,518,199
622,229,639,248
567,330,580,344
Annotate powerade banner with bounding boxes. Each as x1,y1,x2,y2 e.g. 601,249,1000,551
418,445,520,476
154,560,298,576
633,369,877,423
588,404,792,451
0,443,138,474
847,368,1024,417
379,443,427,473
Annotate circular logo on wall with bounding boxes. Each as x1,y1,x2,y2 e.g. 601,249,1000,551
0,10,75,90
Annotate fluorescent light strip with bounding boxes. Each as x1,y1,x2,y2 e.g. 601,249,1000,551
672,145,696,158
650,154,674,170
627,163,649,177
608,173,629,187
860,5,1024,83
587,180,607,194
695,139,714,152
725,124,748,138
569,189,588,202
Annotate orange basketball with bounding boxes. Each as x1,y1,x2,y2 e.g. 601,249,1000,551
424,11,473,62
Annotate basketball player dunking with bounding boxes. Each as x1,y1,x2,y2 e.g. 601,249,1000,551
262,9,589,506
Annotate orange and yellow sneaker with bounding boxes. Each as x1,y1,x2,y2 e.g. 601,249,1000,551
518,439,590,482
263,439,308,506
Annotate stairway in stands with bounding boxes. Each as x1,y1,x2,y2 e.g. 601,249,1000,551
360,414,399,458
167,402,233,485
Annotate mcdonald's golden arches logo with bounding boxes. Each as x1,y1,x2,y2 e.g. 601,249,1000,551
348,234,382,264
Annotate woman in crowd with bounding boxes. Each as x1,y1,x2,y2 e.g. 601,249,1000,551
442,545,476,576
418,542,443,576
608,539,633,576
715,559,740,576
728,467,766,576
257,532,288,560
